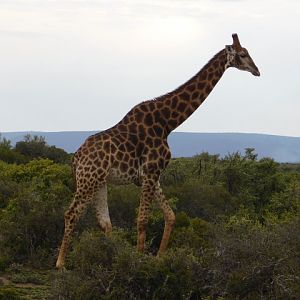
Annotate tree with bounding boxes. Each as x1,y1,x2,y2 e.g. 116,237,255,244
0,135,26,164
0,134,12,149
15,135,70,164
15,135,47,159
245,147,258,161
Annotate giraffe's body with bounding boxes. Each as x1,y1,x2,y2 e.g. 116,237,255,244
56,34,260,268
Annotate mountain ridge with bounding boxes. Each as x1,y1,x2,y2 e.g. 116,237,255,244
1,131,300,163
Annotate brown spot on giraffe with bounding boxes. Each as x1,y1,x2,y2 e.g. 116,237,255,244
197,81,206,90
177,101,187,112
161,107,171,119
144,113,153,126
186,84,196,92
207,72,214,81
179,92,190,101
56,33,260,269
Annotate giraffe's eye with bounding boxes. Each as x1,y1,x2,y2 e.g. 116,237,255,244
240,53,247,58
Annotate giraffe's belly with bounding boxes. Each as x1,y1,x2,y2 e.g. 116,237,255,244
107,167,141,186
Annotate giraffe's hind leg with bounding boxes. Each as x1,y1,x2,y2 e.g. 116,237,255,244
154,182,175,255
94,183,112,233
56,188,97,269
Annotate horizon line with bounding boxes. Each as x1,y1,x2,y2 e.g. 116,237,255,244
1,130,300,139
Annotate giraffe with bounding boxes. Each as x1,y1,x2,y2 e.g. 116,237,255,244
56,33,260,269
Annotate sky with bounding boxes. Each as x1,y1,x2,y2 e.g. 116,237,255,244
0,0,300,136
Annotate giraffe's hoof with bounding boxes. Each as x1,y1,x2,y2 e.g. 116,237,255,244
100,220,112,234
55,260,64,270
56,264,67,272
157,248,167,257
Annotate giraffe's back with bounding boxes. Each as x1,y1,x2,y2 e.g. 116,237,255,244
73,124,171,188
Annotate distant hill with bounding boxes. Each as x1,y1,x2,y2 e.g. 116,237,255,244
1,131,300,163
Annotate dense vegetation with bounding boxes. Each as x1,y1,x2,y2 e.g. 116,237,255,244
0,135,299,299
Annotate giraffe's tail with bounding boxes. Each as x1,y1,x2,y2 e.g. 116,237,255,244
71,155,77,191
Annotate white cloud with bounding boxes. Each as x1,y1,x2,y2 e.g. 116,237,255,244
0,0,300,136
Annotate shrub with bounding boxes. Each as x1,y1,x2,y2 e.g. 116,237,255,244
0,288,21,300
50,230,211,300
208,218,300,299
165,180,235,221
0,160,72,267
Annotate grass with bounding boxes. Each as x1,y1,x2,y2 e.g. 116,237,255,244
0,266,56,300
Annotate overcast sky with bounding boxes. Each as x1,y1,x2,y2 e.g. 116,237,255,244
1,0,299,136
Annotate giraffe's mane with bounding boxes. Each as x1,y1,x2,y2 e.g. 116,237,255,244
113,47,226,128
140,48,226,104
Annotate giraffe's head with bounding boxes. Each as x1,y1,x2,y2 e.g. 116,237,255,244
225,33,260,76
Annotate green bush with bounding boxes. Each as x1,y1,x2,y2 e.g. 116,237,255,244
0,288,21,300
165,180,235,221
0,160,72,267
170,214,213,251
15,135,71,164
108,184,139,228
208,218,300,299
0,151,299,298
50,218,300,299
50,230,211,300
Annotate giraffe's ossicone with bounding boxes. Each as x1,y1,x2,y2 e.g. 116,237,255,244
56,33,260,269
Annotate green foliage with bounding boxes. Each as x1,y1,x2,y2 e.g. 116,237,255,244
108,184,139,228
209,218,300,299
264,175,300,222
0,179,19,209
0,148,299,298
11,271,45,285
0,265,54,299
0,135,26,164
0,288,22,300
0,134,70,164
166,180,235,221
50,230,209,300
0,160,72,266
161,158,193,185
192,152,221,184
15,135,71,164
170,215,213,250
50,218,300,299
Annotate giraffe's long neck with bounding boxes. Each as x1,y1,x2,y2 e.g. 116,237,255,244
158,48,228,135
115,48,229,139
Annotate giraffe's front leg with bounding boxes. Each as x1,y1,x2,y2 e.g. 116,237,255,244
137,177,156,252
